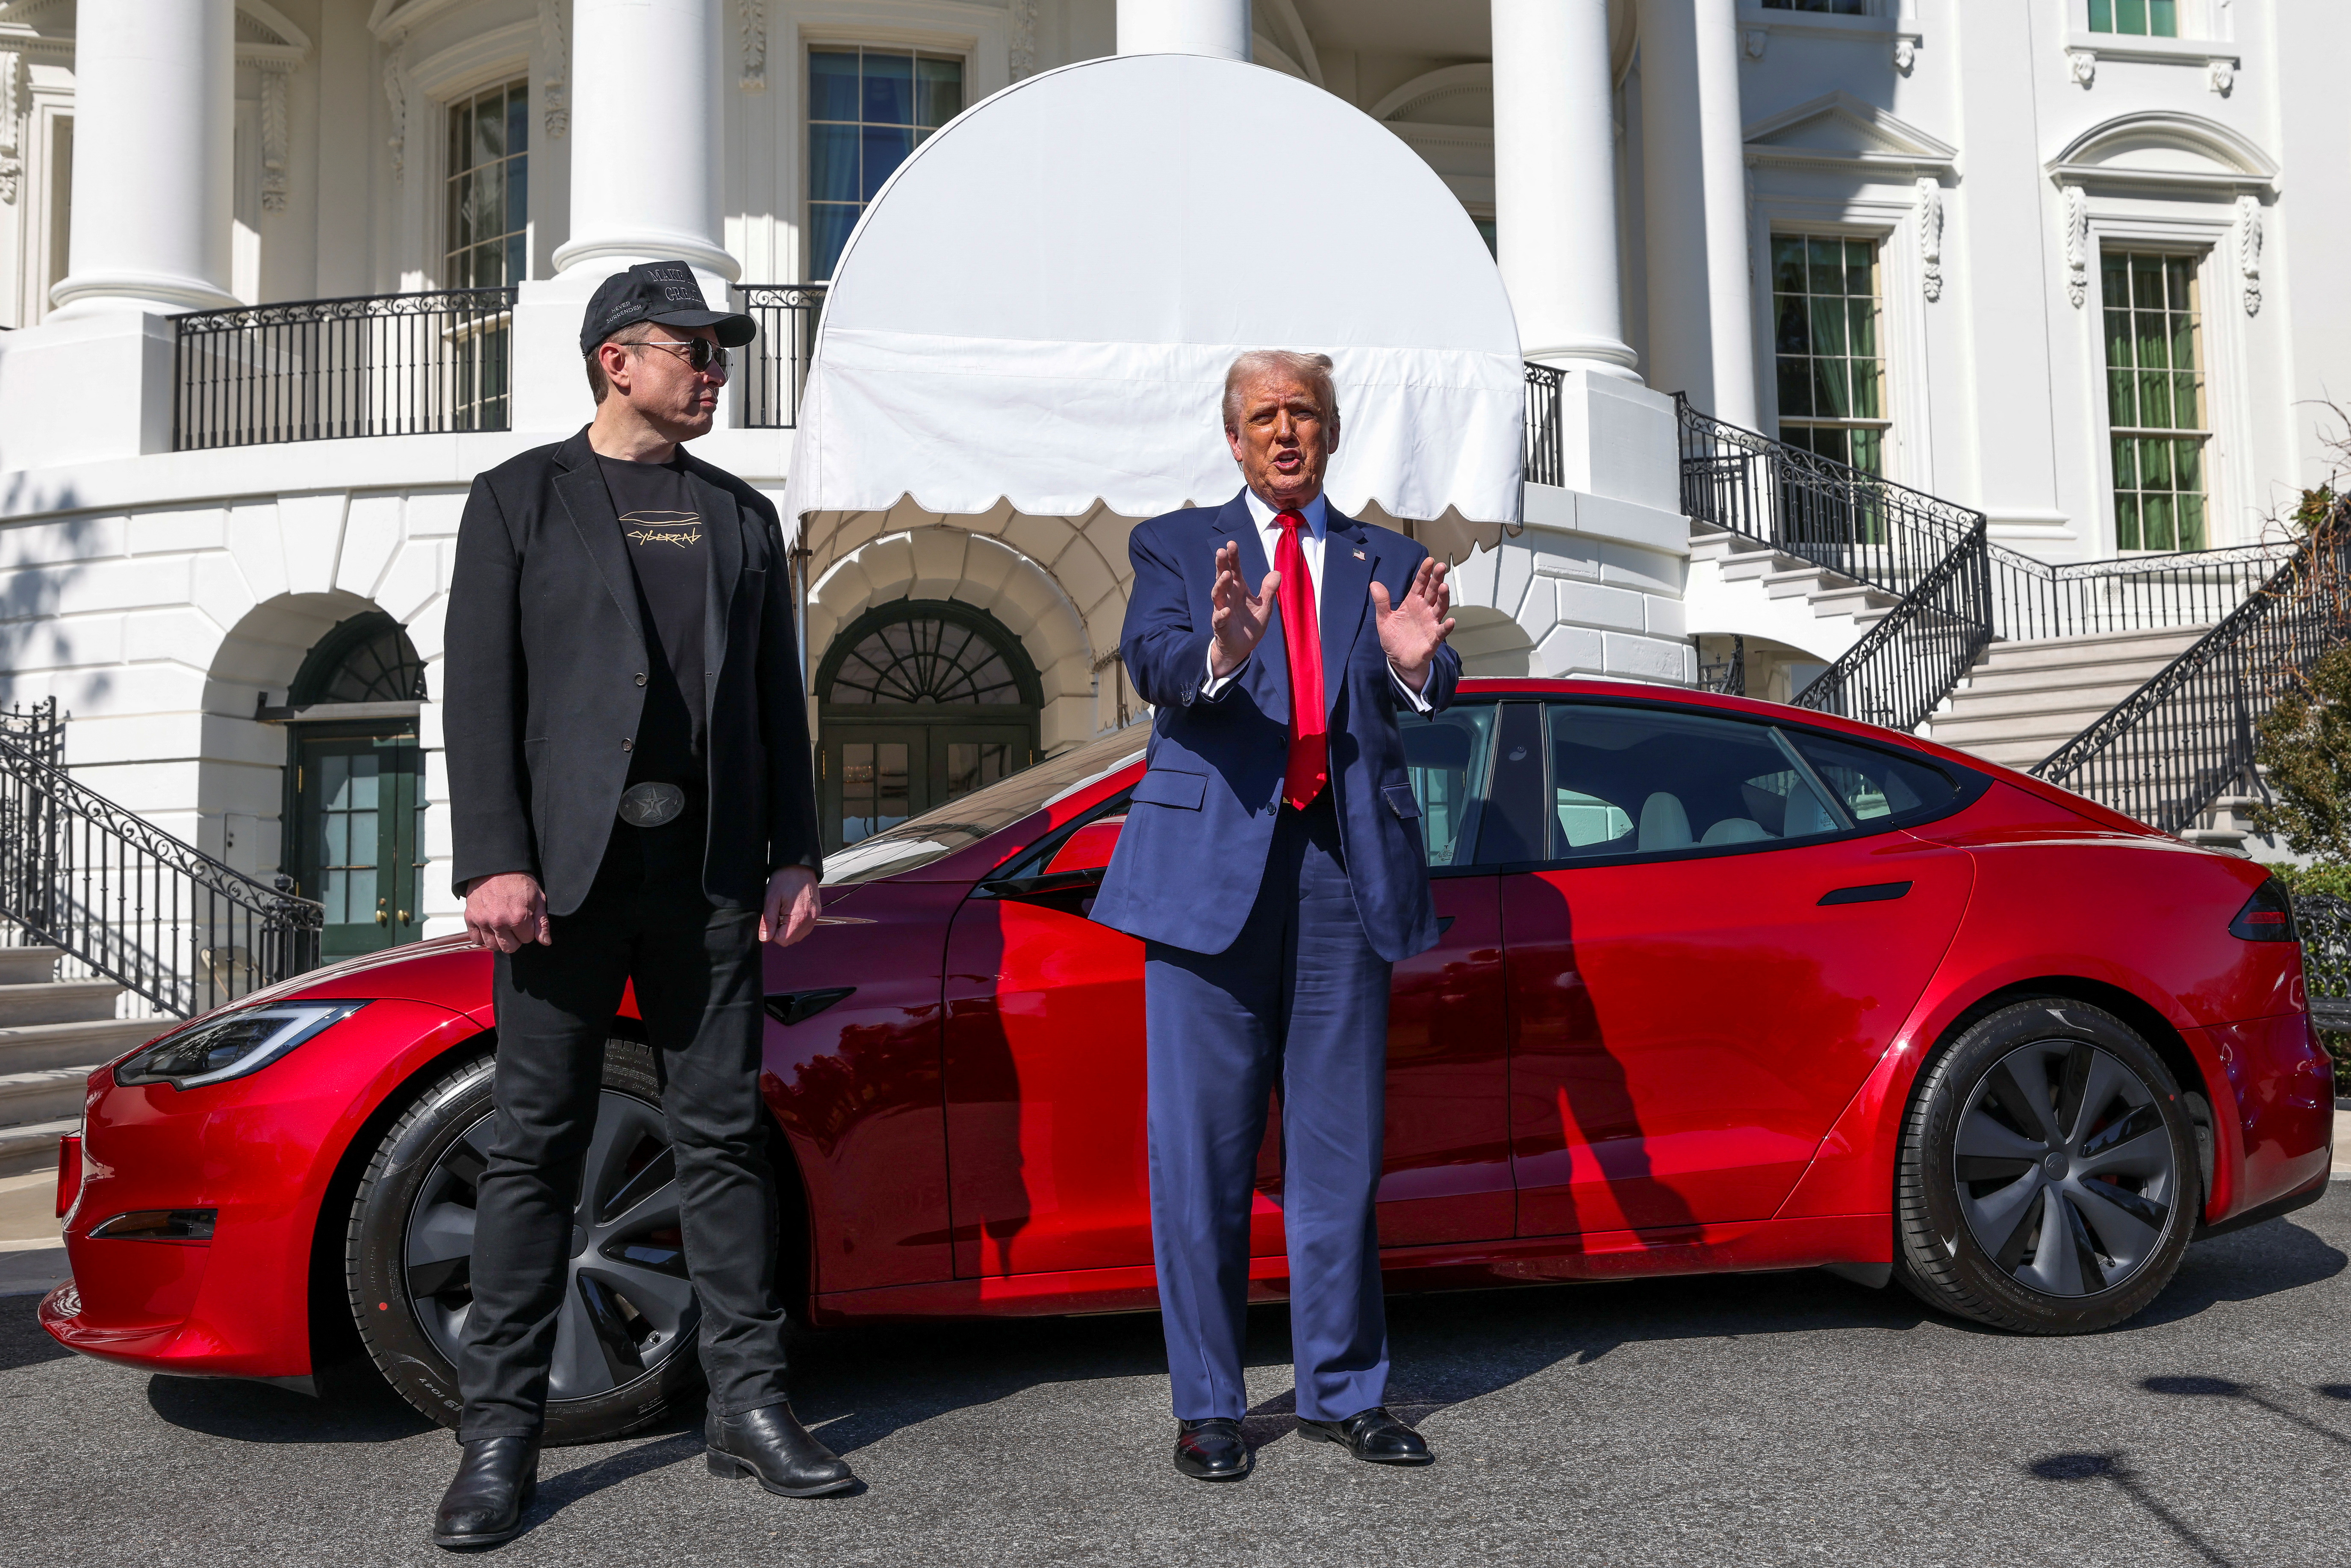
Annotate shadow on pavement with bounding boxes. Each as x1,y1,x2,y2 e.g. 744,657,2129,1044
0,1295,71,1373
146,1357,435,1444
2027,1451,2234,1567
2139,1373,2351,1451
2131,1212,2347,1329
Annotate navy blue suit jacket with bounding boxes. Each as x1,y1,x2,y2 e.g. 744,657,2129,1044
1090,489,1461,964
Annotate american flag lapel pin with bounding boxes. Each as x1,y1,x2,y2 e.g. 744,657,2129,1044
1352,548,1366,560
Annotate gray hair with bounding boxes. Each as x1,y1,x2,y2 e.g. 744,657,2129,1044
1220,349,1340,431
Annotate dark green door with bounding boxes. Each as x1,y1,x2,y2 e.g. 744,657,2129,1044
819,722,1034,850
290,727,424,958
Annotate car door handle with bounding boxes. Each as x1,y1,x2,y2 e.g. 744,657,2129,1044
1818,881,1913,906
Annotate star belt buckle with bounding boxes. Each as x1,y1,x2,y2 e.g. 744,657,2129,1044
618,781,686,827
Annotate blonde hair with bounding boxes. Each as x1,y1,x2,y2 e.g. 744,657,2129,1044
1221,349,1340,431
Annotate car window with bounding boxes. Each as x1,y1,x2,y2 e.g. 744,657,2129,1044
1784,729,1964,826
1399,704,1498,868
1540,703,1847,861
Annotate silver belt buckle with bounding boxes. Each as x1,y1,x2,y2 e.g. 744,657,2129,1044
618,781,686,827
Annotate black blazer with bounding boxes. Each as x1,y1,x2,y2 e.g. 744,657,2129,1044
445,427,822,915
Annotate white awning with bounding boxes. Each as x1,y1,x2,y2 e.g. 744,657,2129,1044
782,51,1526,542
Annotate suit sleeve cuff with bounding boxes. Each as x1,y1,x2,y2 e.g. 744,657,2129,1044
1388,661,1434,713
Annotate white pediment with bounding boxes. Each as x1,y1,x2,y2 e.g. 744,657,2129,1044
2047,112,2277,195
1744,91,1957,175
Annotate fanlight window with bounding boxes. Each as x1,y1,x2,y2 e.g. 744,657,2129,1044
826,612,1024,706
294,613,428,705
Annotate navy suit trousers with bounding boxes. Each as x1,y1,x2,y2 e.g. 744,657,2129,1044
1143,793,1393,1423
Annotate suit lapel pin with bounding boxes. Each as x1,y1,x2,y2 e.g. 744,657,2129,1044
1352,548,1366,560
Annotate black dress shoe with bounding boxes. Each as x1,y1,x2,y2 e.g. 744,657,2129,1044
1297,1407,1433,1465
432,1435,539,1550
1173,1417,1252,1481
706,1402,858,1497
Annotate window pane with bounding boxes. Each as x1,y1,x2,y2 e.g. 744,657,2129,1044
1399,706,1497,868
1542,704,1844,861
508,82,528,157
916,56,964,127
2115,494,2142,551
2118,0,2148,34
2143,491,2176,551
2149,0,2177,37
861,123,915,199
474,91,504,163
810,206,856,278
809,122,859,203
1777,357,1814,419
1786,731,1960,823
2177,492,2206,550
1807,236,1840,296
1815,357,1850,419
1810,293,1848,359
810,51,860,120
1772,237,1806,295
863,50,914,125
2090,0,2114,30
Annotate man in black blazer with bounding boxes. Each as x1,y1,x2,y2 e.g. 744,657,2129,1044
433,263,847,1548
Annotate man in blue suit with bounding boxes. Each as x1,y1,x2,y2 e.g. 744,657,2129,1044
1093,349,1460,1482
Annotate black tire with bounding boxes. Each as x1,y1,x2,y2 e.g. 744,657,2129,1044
345,1037,707,1444
1894,999,2199,1334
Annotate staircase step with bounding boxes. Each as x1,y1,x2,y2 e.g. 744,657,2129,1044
0,979,125,1028
0,947,61,986
1930,711,2117,748
0,1118,75,1179
1958,655,2193,697
1973,628,2209,670
1933,680,2159,719
0,1065,96,1131
0,1016,169,1076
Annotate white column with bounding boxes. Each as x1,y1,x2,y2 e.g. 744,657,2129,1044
1118,0,1252,60
1492,0,1640,378
552,0,735,278
1638,0,1757,426
47,0,236,316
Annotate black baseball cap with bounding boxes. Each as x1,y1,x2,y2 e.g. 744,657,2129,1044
580,262,757,355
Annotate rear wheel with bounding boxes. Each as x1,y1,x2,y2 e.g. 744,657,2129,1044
344,1038,706,1444
1895,999,2198,1334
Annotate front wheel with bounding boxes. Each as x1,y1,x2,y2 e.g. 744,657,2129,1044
344,1038,707,1444
1894,999,2199,1334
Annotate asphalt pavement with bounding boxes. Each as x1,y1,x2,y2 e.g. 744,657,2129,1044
4,1189,2350,1567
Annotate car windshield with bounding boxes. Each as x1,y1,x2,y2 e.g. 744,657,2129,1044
821,727,1149,885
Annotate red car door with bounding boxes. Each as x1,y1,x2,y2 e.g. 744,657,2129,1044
938,704,1516,1279
1488,699,1977,1236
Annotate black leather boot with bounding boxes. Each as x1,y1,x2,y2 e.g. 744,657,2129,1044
432,1435,539,1549
705,1402,858,1497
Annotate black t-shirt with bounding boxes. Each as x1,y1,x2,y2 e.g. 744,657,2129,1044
597,453,707,794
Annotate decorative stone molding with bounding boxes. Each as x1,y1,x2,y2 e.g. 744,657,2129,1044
539,0,569,133
2062,184,2089,309
1741,29,1766,62
258,62,291,212
1916,177,1943,303
737,0,765,93
2062,31,2241,94
0,48,20,206
2208,58,2235,96
1011,0,1038,80
2045,110,2279,197
1894,37,1916,76
2238,194,2263,316
382,36,408,185
2068,49,2096,88
1742,90,1958,180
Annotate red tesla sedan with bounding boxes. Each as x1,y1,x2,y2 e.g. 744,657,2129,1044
40,679,2332,1443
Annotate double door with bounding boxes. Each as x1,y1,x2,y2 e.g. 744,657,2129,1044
288,725,425,959
820,721,1035,851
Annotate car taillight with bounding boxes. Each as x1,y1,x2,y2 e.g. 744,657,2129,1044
56,1132,82,1219
2228,880,2298,942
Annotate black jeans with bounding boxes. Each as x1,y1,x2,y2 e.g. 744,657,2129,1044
456,814,790,1439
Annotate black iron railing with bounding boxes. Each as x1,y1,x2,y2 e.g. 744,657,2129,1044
2295,895,2351,1031
0,732,321,1017
1698,635,1747,696
1524,362,1564,488
734,285,826,430
172,288,519,451
0,698,63,769
2031,519,2351,833
1990,539,2299,644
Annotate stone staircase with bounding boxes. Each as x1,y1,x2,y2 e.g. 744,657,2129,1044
1922,626,2209,775
1687,522,1905,657
0,946,167,1177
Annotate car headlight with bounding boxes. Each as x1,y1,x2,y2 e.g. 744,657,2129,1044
114,1001,369,1090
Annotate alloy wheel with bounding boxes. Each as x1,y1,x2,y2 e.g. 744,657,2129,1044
1953,1037,2179,1298
401,1091,698,1401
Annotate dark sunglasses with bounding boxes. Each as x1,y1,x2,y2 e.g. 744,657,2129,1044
634,336,730,374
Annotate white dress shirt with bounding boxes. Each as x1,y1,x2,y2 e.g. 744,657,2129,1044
1201,489,1432,711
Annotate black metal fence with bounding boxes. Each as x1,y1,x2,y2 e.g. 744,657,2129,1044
735,285,826,430
0,698,64,770
173,288,518,451
1523,362,1564,488
0,731,321,1017
1990,539,2299,645
2032,520,2351,834
2295,895,2351,1032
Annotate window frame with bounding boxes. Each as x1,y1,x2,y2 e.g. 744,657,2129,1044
2098,245,2213,554
439,74,533,294
1477,697,1988,875
1769,230,1894,475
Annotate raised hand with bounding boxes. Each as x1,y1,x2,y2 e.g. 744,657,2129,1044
1209,539,1280,679
1370,557,1454,693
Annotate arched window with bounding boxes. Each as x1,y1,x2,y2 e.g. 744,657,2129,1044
290,612,427,706
814,601,1041,849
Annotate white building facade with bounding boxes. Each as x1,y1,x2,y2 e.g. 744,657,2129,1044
0,0,2340,946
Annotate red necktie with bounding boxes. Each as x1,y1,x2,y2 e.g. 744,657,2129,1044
1273,510,1328,809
